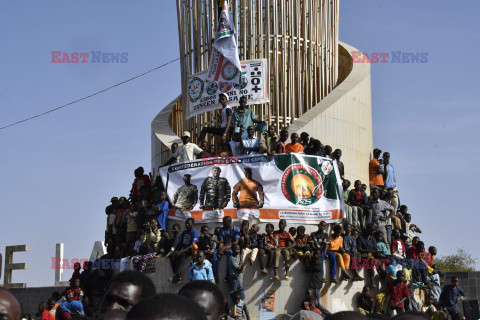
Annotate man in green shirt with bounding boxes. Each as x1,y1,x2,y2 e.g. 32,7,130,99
232,96,266,139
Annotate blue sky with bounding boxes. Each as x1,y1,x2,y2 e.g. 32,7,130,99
0,1,478,287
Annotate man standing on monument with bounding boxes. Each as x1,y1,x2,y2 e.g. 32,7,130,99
199,93,233,142
171,132,203,163
199,166,231,210
232,95,266,139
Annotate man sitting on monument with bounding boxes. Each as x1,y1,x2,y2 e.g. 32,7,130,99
229,131,243,157
272,219,295,281
305,139,327,157
285,133,304,154
212,216,240,283
300,132,310,149
199,166,231,210
356,223,380,288
232,167,264,209
169,217,199,284
274,129,289,154
232,95,266,139
199,93,233,142
258,124,278,155
241,126,260,155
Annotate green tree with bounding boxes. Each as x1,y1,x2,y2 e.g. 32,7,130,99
434,248,478,272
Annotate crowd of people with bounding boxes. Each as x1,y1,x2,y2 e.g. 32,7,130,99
4,96,469,320
97,92,466,319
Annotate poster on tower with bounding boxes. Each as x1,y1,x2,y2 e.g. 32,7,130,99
186,59,270,119
159,154,345,224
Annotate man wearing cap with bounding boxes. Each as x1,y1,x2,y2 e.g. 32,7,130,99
173,174,199,211
200,166,231,210
199,93,233,142
106,197,118,216
232,167,264,209
172,131,203,163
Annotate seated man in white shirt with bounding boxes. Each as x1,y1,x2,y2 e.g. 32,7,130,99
241,126,260,155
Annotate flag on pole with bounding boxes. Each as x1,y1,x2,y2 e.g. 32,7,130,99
207,0,242,84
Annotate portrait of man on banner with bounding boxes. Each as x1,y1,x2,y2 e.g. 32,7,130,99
199,166,232,210
232,167,265,209
172,174,198,211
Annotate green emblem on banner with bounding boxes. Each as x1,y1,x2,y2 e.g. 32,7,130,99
188,77,204,102
281,163,323,206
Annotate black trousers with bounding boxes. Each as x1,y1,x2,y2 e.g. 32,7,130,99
199,126,232,142
170,249,193,275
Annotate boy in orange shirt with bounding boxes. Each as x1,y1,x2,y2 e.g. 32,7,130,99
272,219,295,281
328,224,353,282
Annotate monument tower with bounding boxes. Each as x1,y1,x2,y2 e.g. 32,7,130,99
151,0,373,317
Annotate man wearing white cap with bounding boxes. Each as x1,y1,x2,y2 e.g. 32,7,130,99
172,131,203,163
199,93,233,142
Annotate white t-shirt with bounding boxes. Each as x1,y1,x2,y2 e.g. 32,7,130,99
221,106,233,128
174,143,203,162
242,137,260,155
109,214,117,235
392,239,404,258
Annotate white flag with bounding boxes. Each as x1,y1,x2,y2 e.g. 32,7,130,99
207,0,242,84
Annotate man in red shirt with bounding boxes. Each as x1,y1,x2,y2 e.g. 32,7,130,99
427,246,437,266
130,167,151,201
272,219,295,281
385,271,410,317
42,298,56,320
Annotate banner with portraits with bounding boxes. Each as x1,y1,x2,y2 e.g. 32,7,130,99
186,59,269,119
159,154,345,224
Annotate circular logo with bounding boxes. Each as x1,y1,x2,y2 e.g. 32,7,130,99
219,81,232,92
281,164,323,206
233,76,248,90
206,81,219,95
188,77,204,102
221,62,239,81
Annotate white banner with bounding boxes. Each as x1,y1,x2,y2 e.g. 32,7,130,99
160,154,344,224
187,59,269,119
